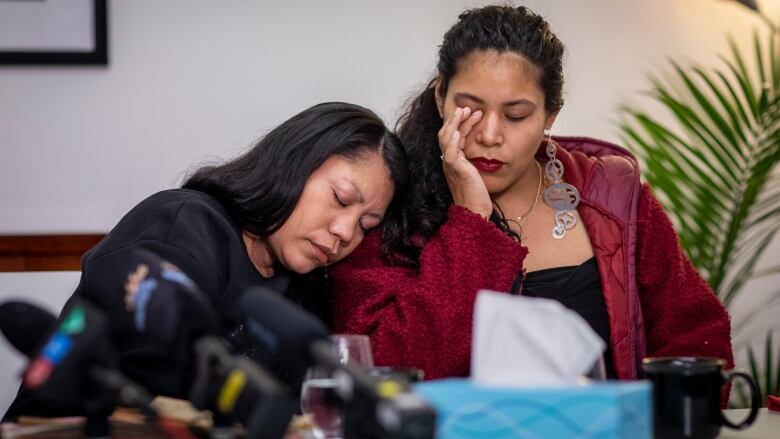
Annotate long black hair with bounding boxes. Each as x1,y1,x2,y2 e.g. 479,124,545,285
184,101,407,241
390,5,566,268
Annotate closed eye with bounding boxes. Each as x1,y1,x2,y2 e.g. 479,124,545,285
506,114,527,122
333,191,347,207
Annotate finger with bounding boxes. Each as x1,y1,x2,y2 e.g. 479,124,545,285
438,107,462,148
458,110,483,139
445,130,461,163
438,107,469,151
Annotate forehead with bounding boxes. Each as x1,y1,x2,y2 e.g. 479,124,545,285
449,50,544,100
315,153,393,202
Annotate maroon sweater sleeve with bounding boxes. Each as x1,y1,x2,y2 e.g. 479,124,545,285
330,205,527,379
636,183,733,368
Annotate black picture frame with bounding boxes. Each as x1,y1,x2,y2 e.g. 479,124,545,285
0,0,108,65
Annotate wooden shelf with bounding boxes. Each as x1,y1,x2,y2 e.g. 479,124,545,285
0,235,105,272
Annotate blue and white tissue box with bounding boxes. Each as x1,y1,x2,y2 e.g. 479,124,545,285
414,379,651,439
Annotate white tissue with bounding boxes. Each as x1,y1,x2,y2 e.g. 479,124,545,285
471,290,606,388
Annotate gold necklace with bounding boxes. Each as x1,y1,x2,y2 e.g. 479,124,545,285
507,159,543,241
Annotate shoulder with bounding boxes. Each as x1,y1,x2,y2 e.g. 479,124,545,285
136,188,226,214
553,137,641,219
554,136,639,183
125,189,234,229
86,189,237,261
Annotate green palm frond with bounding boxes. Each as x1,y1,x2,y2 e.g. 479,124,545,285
620,30,780,307
620,28,780,408
737,331,780,407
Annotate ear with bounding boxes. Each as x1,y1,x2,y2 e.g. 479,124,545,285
544,111,559,131
434,77,444,118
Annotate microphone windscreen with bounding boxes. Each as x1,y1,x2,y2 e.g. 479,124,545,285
235,287,329,370
0,301,57,357
22,298,117,402
124,248,220,360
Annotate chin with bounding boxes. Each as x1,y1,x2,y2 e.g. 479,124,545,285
485,183,511,196
278,256,311,275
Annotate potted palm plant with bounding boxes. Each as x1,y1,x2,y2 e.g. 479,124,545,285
619,3,780,407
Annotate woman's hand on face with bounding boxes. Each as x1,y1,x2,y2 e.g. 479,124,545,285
438,107,493,218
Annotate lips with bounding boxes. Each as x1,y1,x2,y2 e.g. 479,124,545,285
312,242,336,265
469,157,504,173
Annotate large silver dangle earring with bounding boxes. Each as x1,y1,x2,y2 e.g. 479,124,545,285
542,129,580,239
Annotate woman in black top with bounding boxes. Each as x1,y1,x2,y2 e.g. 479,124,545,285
4,101,408,419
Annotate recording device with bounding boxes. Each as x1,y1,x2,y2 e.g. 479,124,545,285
125,249,297,439
236,287,437,439
122,248,221,363
0,300,158,437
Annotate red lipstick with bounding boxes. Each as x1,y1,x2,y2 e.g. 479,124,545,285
469,157,504,173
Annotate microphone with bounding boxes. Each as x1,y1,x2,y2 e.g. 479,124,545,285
123,249,297,438
123,248,221,363
0,301,56,358
235,287,437,439
0,299,159,437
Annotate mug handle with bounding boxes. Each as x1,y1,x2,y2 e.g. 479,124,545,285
720,371,760,429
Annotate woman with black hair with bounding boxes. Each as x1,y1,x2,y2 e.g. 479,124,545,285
4,101,407,419
330,5,732,382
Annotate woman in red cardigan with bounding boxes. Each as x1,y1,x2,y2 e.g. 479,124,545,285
329,5,733,380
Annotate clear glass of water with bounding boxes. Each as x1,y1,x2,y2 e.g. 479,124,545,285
301,367,343,439
301,334,374,438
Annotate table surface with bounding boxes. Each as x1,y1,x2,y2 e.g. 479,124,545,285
2,407,776,438
719,409,779,439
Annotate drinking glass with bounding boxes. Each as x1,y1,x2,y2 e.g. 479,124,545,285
300,367,343,439
301,334,374,438
331,334,374,367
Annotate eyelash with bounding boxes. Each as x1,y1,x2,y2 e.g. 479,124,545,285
333,191,347,207
506,115,527,122
334,190,372,233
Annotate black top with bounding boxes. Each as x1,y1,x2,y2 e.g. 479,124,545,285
522,257,616,379
4,189,321,420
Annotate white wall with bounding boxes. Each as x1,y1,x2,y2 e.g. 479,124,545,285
0,0,778,367
0,0,774,232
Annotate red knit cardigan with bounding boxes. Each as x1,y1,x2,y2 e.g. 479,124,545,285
330,137,733,380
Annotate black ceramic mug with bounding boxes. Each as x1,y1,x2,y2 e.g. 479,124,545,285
642,357,760,439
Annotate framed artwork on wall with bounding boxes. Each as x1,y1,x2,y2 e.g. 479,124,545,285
0,0,107,65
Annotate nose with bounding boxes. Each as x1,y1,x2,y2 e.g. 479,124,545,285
329,213,358,248
475,113,503,147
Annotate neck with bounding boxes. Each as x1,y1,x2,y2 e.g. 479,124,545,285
493,159,543,218
242,232,276,278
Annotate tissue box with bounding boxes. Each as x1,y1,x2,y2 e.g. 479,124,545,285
414,379,651,439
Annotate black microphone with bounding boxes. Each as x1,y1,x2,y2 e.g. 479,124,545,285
0,301,57,357
124,249,296,438
0,299,158,437
123,248,221,363
235,287,437,439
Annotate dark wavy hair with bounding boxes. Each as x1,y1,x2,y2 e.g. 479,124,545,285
390,5,566,268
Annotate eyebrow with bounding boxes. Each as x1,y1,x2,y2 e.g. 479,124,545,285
454,92,535,107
